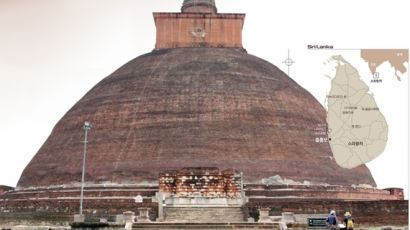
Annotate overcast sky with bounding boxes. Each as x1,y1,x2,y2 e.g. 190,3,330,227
0,0,409,196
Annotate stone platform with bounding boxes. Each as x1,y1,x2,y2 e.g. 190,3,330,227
0,184,407,227
5,223,409,230
68,222,283,230
131,223,282,229
163,207,244,223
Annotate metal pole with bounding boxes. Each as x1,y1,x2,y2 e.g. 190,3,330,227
80,121,91,216
240,171,244,197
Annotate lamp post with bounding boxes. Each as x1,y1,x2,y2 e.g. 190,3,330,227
79,121,92,216
240,171,244,198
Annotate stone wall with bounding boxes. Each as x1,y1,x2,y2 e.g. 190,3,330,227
2,198,407,227
0,184,406,226
0,186,158,226
0,198,158,226
245,184,405,201
244,199,408,226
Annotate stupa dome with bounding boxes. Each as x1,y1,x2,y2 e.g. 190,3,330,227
17,47,376,188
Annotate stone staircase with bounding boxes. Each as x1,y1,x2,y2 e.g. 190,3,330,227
164,207,245,223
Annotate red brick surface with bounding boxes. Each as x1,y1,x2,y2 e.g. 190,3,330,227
154,13,245,49
17,48,376,188
245,184,404,201
159,167,241,197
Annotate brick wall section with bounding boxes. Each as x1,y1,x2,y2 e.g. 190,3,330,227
1,197,407,226
1,184,402,205
0,187,157,205
244,184,404,201
244,199,408,226
0,198,158,224
1,185,402,202
159,168,241,197
153,13,245,49
384,188,405,200
0,186,13,196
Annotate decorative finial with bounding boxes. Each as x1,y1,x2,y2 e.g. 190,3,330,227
182,0,217,14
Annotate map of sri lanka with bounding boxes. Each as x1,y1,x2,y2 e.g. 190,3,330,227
327,55,388,169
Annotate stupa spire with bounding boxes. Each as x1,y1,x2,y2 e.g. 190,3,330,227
182,0,217,14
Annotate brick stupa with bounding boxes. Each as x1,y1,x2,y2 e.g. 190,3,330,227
0,0,406,227
17,0,375,189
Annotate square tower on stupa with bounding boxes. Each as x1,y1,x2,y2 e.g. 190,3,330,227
154,0,245,49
